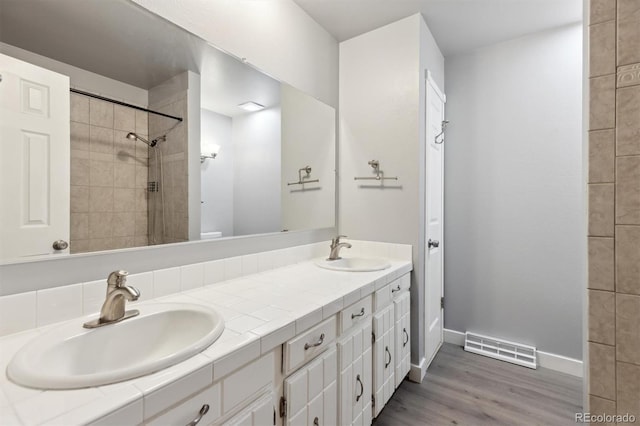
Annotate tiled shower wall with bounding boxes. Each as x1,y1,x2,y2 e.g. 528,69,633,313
69,93,149,253
149,91,189,244
588,0,640,418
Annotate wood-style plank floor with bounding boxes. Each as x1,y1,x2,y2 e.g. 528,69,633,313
374,343,583,426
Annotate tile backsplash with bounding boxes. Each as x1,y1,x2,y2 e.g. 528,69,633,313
0,240,412,337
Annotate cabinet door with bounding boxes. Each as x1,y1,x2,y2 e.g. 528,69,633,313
337,318,372,426
220,392,273,426
283,346,337,426
372,304,395,418
394,292,411,388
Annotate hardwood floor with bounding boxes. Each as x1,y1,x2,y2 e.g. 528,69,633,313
373,343,583,426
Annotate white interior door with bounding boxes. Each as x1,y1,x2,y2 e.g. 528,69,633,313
0,53,70,259
424,72,445,368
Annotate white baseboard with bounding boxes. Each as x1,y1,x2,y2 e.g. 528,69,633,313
537,351,583,377
443,328,465,345
409,357,426,383
443,328,583,377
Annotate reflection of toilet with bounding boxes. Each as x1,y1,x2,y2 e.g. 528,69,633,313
200,231,222,240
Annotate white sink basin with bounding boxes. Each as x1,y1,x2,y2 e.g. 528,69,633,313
7,303,224,389
315,257,391,272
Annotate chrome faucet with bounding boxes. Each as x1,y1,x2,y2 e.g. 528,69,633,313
328,235,352,261
83,270,140,328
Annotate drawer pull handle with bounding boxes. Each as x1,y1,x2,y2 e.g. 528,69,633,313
385,346,392,369
314,416,319,426
403,328,409,347
391,285,401,293
304,333,325,350
185,404,209,426
351,308,365,319
356,374,364,402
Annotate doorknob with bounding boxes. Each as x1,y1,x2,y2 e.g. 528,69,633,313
52,240,68,250
428,239,440,249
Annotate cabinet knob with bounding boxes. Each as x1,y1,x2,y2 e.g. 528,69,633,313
313,417,319,426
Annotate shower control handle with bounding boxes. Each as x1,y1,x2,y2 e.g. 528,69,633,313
428,239,440,249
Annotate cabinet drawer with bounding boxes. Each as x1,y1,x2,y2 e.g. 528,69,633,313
390,274,410,299
284,316,336,375
145,382,221,426
340,295,372,334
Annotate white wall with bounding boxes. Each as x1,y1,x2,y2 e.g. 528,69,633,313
281,84,336,231
132,0,338,108
201,109,234,237
444,24,584,359
0,42,148,106
339,14,444,370
233,108,282,235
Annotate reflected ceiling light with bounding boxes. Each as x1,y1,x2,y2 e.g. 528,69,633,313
237,101,264,112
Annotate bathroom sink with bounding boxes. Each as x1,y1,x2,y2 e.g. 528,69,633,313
7,303,224,389
315,257,391,272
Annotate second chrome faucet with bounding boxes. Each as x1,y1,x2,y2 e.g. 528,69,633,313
328,235,352,260
84,270,140,329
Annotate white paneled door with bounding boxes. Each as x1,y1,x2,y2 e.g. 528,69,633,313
0,53,70,259
424,71,445,369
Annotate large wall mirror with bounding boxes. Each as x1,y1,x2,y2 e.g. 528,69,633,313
0,0,336,262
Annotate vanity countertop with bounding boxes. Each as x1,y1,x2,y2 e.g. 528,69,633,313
0,258,412,425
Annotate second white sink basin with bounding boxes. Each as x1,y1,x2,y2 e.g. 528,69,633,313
315,257,391,272
7,302,224,389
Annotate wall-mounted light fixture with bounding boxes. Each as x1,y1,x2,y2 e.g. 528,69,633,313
237,101,264,112
200,144,221,163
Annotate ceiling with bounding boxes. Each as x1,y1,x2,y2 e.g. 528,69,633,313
292,0,582,56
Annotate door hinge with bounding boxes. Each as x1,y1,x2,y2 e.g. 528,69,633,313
441,297,444,309
273,407,276,425
372,331,376,344
279,396,287,418
372,395,375,407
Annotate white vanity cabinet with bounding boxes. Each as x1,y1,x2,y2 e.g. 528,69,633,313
221,392,274,426
371,273,411,418
337,317,372,426
278,316,338,426
371,303,395,417
391,275,411,388
281,346,338,426
143,353,277,426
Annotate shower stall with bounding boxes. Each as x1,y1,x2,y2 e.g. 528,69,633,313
68,88,186,253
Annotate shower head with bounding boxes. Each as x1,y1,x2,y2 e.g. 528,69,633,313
126,132,158,147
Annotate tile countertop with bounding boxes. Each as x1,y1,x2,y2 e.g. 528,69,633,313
0,258,412,426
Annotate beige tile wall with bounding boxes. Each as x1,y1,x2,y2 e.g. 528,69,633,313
70,93,149,253
148,92,189,244
588,0,640,420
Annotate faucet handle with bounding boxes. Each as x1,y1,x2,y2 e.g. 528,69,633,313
107,270,129,287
